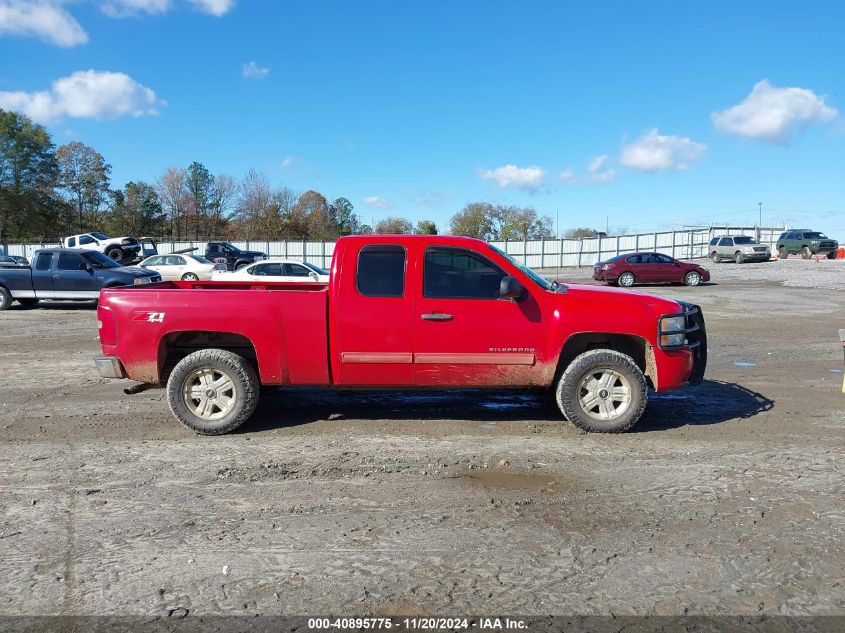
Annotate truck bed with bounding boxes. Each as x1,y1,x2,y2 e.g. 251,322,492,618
99,280,330,385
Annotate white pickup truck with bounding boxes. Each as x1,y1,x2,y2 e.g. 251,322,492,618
61,232,142,262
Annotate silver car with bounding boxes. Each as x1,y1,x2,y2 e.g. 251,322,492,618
709,236,771,263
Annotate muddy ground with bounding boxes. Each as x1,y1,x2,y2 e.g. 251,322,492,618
0,261,843,618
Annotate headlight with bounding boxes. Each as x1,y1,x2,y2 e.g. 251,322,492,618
133,277,151,285
659,315,686,347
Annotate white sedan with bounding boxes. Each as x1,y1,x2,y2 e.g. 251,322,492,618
211,259,329,282
138,253,226,281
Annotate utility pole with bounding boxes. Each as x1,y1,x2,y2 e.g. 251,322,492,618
758,202,763,227
556,209,559,238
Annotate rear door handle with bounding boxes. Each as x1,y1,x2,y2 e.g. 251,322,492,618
52,274,61,279
421,313,453,321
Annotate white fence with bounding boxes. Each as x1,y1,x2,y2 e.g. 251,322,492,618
1,226,786,269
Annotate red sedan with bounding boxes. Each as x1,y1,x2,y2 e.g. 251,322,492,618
593,252,710,287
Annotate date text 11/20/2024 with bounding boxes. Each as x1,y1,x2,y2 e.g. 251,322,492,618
307,618,527,630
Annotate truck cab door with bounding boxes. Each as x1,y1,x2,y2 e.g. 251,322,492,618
414,246,544,386
32,252,55,299
55,253,100,298
335,243,414,386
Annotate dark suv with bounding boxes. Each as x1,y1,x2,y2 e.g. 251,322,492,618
776,230,839,260
204,241,267,270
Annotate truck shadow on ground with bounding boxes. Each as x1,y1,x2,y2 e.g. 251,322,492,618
242,379,772,434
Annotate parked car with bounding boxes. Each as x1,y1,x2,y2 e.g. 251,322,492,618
138,253,226,281
94,235,707,436
204,241,267,270
0,249,160,310
61,232,142,262
593,252,710,287
708,236,771,263
211,259,329,282
776,230,839,260
0,255,26,268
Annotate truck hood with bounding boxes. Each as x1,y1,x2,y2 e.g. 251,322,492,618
559,282,682,314
112,266,158,277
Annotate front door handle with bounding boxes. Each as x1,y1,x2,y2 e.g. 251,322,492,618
52,274,61,279
421,313,453,321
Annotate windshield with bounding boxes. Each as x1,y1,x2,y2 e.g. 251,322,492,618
803,232,827,239
90,232,110,240
488,244,557,292
304,262,329,275
80,251,119,269
734,236,757,245
188,255,212,264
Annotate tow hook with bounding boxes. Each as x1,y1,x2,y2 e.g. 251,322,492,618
124,383,151,395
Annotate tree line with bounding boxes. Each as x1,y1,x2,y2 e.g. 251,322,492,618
1,109,556,243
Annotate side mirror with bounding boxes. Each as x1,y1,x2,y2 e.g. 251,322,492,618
309,271,319,281
85,265,94,273
499,276,525,301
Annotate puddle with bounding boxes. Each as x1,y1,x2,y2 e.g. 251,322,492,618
830,368,844,374
735,362,757,367
460,468,568,495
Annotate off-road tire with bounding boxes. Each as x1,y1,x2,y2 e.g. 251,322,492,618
106,246,124,261
684,270,702,286
710,251,720,263
827,251,837,260
734,251,744,264
555,349,647,433
17,298,39,308
618,272,636,287
778,247,789,260
181,272,199,281
801,246,812,260
0,286,12,311
166,348,259,435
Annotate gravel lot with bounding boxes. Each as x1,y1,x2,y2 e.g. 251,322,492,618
1,259,843,619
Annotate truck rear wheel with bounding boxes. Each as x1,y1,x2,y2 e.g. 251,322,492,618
166,349,259,435
555,349,647,433
0,287,12,311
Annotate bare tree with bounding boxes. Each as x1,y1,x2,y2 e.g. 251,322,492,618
155,167,187,239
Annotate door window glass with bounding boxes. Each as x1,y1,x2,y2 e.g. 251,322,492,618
284,263,311,277
58,253,86,271
78,235,95,245
357,245,405,297
654,254,674,264
66,237,76,247
423,247,505,299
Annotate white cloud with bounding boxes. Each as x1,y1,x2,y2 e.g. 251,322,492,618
558,169,576,183
0,70,163,123
363,196,394,209
188,0,233,16
711,80,838,143
100,0,171,18
559,156,616,185
281,156,297,168
408,191,451,207
620,129,706,172
479,164,546,190
0,1,88,47
588,154,608,173
242,61,269,79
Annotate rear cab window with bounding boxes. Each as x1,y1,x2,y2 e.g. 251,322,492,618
35,252,53,271
357,245,406,297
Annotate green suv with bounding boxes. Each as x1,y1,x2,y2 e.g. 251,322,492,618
776,230,839,260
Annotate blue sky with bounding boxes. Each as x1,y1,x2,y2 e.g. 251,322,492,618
1,0,844,239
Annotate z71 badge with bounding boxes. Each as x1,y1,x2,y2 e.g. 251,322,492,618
133,311,165,323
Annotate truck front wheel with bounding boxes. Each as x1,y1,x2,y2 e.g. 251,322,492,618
166,349,259,435
106,246,124,261
0,287,12,311
555,349,647,433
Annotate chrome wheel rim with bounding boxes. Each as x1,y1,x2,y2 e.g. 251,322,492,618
577,369,631,421
183,273,198,280
687,272,700,285
619,273,634,287
182,368,236,420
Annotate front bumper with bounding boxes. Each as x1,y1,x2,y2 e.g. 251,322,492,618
94,356,125,379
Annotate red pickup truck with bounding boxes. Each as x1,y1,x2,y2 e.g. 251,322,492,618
95,235,706,435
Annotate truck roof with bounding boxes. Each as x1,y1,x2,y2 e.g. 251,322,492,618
338,234,488,248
